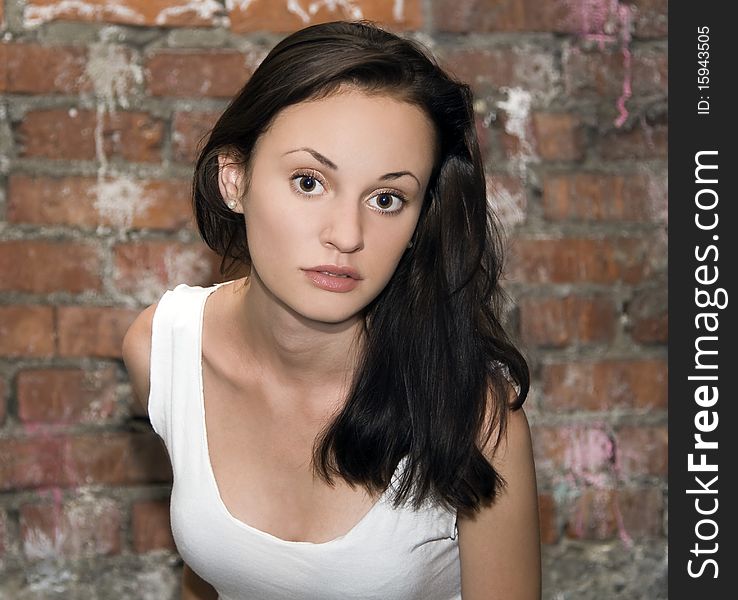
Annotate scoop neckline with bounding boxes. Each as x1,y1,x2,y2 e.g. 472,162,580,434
195,281,400,547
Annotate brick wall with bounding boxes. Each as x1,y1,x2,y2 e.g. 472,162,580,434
0,1,667,598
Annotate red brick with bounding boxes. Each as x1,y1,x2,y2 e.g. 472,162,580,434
598,119,667,160
563,45,620,97
0,509,6,557
0,240,102,293
631,0,668,38
0,435,66,491
228,0,423,33
542,172,666,222
20,497,121,559
7,175,195,230
531,426,568,475
132,499,176,552
0,43,90,94
15,107,97,159
17,366,118,424
542,358,667,411
0,432,171,491
520,296,616,348
63,432,172,485
631,48,668,96
627,285,667,344
145,50,252,98
172,110,220,164
113,241,221,295
16,108,164,162
530,112,585,161
500,109,586,165
56,305,138,359
564,45,667,98
0,306,56,358
434,0,571,32
616,425,668,478
23,0,224,28
618,486,664,538
538,493,558,545
1,47,12,91
565,487,663,540
507,237,658,284
439,47,559,97
0,378,6,426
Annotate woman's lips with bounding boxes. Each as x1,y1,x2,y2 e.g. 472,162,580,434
303,270,360,292
304,264,361,279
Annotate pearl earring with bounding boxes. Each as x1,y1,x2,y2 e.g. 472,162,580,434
227,200,237,210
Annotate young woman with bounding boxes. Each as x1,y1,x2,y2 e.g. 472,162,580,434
123,19,540,600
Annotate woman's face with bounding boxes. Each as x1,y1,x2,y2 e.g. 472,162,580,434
219,88,437,325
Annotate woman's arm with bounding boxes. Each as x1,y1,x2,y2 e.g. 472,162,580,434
182,563,219,600
457,404,542,600
121,300,158,418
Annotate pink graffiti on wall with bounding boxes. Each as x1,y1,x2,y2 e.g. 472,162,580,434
18,421,67,558
562,0,634,127
556,423,634,547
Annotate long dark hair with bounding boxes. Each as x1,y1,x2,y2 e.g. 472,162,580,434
192,19,529,519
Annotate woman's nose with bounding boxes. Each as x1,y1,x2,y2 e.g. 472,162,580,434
321,199,364,252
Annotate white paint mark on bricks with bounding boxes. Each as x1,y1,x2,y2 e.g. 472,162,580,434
83,38,151,231
286,0,364,24
85,40,143,113
225,0,257,12
496,87,539,180
24,0,144,28
154,0,225,25
91,175,150,230
486,175,526,231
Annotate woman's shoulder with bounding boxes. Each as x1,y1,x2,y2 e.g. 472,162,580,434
121,280,240,417
120,282,207,407
476,380,528,463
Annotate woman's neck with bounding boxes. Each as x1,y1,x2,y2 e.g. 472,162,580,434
223,274,365,393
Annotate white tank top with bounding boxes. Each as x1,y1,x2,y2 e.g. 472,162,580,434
147,281,461,600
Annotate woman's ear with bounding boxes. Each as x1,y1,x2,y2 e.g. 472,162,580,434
217,153,245,212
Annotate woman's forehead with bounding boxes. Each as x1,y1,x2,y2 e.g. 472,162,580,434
258,91,437,171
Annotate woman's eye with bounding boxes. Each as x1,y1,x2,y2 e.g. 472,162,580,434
367,192,405,214
291,173,325,195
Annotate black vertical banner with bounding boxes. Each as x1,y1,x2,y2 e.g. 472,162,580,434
669,3,737,598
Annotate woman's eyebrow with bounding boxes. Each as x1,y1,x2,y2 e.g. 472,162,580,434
282,147,420,187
